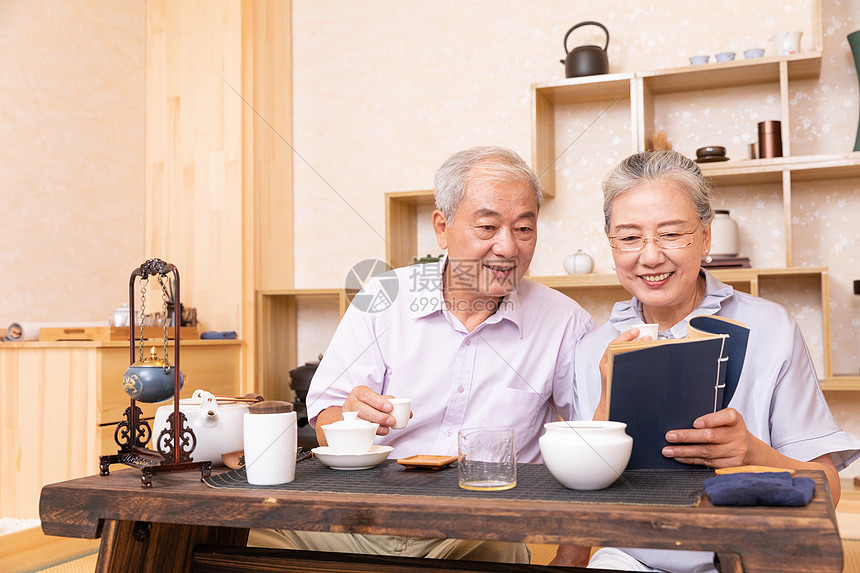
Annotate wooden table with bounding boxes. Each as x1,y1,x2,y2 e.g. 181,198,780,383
39,466,843,573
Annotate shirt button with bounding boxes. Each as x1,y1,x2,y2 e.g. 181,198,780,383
446,430,453,436
458,385,464,393
464,339,471,346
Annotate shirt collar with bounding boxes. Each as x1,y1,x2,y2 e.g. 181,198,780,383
608,269,734,339
408,254,524,336
406,256,446,319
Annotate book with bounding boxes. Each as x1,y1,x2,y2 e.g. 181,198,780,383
606,315,749,470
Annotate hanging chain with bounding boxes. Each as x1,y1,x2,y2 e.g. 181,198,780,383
159,274,171,374
138,278,149,362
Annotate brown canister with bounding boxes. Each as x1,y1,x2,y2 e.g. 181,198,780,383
758,120,783,158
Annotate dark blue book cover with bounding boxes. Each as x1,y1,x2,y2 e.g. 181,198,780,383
608,332,734,470
688,315,750,409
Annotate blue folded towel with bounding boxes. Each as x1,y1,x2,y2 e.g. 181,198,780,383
200,331,238,339
703,471,815,506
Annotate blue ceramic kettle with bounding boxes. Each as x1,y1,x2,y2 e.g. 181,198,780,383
123,346,185,403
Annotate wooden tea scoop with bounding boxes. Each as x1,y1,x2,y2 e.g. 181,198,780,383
715,465,796,476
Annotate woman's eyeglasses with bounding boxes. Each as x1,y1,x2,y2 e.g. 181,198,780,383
608,228,699,252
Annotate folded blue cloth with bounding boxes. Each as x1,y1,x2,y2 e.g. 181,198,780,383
200,331,238,339
703,471,815,506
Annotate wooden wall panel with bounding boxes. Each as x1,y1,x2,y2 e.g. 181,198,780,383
147,0,293,391
146,0,244,336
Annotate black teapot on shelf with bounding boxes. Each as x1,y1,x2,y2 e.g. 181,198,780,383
561,21,610,78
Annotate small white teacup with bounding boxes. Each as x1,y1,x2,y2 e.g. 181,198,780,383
388,397,412,429
635,323,659,341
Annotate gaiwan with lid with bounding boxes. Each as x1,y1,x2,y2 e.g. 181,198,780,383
321,411,379,453
122,346,185,403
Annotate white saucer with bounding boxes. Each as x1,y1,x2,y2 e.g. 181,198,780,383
312,445,393,470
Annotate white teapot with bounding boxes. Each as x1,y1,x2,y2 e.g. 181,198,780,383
564,249,594,275
152,389,250,465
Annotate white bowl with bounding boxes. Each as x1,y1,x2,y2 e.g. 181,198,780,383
312,445,393,470
320,411,379,453
539,421,632,490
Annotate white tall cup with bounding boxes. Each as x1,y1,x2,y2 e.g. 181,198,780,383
243,405,297,486
388,398,412,429
635,323,659,341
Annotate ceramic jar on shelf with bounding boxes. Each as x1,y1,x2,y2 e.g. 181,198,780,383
563,249,594,275
709,210,739,257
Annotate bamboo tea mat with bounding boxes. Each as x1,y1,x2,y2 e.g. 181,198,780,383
204,460,710,507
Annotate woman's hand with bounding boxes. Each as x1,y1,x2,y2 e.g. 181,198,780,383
593,328,644,420
662,408,756,467
662,408,843,503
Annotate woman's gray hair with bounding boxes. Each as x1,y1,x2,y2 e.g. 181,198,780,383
601,150,715,233
434,146,543,221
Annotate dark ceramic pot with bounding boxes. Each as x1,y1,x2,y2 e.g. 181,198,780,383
561,21,610,78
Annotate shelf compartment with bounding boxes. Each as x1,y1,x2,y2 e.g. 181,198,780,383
532,75,635,197
257,289,350,402
700,152,860,185
639,52,822,94
532,267,830,378
385,190,435,269
531,266,826,294
821,377,860,391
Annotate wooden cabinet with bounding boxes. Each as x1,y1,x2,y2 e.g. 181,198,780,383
0,339,242,518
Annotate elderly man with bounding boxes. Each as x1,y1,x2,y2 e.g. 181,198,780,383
251,146,594,563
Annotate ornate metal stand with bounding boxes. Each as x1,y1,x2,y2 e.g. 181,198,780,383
98,259,211,487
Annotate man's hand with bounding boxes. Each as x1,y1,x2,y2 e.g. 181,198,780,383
662,408,756,468
315,386,397,445
549,544,592,567
342,385,397,434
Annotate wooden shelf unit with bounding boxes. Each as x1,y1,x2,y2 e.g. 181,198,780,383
530,52,860,270
385,190,435,269
256,289,351,402
532,266,833,379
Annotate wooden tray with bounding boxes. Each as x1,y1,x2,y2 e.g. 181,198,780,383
38,326,198,341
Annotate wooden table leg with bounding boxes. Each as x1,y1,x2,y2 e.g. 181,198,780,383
95,519,248,573
717,552,743,573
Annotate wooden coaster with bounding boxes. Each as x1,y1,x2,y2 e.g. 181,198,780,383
396,454,458,469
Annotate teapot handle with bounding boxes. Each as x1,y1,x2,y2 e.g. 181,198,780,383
564,21,610,54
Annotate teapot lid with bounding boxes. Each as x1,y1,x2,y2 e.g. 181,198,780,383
130,346,174,368
248,400,293,415
323,411,375,429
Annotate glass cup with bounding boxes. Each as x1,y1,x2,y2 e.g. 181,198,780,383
458,428,516,491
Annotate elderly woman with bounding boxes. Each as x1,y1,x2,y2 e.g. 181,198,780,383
558,150,860,572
